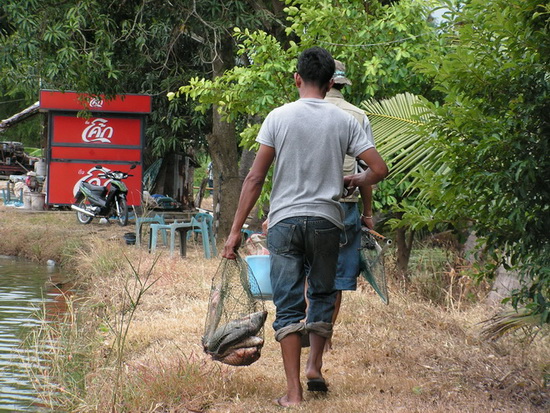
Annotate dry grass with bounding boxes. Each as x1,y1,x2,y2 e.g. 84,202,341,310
0,204,548,412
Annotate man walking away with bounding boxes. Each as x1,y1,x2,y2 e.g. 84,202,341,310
222,47,388,407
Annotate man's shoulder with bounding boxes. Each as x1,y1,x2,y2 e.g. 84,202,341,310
333,99,364,116
270,99,343,116
268,100,304,116
325,90,364,114
326,98,365,126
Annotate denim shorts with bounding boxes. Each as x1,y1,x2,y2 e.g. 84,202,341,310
335,202,362,291
267,216,340,332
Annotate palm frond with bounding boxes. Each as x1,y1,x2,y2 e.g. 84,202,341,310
479,308,547,341
361,93,441,188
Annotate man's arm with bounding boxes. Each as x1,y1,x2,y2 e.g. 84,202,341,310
222,144,275,259
359,184,374,229
359,116,376,229
356,157,374,229
344,147,388,197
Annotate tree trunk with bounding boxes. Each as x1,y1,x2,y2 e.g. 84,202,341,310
194,176,208,209
180,155,196,209
208,34,240,241
239,148,264,232
395,213,415,281
238,148,256,181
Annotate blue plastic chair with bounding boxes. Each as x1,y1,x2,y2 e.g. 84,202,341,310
149,220,195,257
2,188,24,207
1,188,9,203
135,214,167,246
187,213,217,258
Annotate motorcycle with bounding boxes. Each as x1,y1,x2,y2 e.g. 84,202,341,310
71,164,136,226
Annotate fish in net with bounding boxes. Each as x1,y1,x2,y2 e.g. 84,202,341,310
359,228,392,305
202,255,267,366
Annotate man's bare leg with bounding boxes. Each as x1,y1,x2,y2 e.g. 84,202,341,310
305,332,327,381
276,333,304,407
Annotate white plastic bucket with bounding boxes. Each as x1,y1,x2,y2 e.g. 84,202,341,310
23,192,32,209
245,255,272,300
30,193,45,211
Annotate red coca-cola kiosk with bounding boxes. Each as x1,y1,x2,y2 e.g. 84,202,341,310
40,90,151,206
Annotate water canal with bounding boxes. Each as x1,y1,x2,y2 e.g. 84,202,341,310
0,256,68,412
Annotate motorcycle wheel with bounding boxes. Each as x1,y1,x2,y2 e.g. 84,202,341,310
116,198,129,226
76,200,94,225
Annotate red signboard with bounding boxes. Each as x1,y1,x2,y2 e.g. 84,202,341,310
40,90,152,114
42,90,148,206
47,162,143,206
51,115,142,146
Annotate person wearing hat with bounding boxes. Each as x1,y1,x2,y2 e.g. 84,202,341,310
324,59,376,351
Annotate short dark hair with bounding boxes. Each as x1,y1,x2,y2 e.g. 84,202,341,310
297,47,335,89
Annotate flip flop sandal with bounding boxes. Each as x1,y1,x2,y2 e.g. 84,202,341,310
307,378,329,392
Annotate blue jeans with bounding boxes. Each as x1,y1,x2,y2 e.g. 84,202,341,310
267,216,340,333
335,202,361,291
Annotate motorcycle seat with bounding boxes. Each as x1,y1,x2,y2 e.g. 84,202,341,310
82,182,107,195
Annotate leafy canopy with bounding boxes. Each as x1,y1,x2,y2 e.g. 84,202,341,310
177,0,442,147
413,0,550,321
0,0,282,156
176,0,443,208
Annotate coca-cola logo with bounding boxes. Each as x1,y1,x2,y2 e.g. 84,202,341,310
73,166,111,196
82,118,114,143
89,97,104,108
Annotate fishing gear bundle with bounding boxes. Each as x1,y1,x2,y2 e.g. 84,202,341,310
359,228,392,305
202,256,267,366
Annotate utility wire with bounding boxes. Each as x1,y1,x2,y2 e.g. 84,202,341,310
314,32,429,48
310,20,456,48
0,98,28,105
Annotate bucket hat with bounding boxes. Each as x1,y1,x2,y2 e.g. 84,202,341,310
333,60,352,85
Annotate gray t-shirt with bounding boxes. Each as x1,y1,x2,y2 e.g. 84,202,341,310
257,98,373,229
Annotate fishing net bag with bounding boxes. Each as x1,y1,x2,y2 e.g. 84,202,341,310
359,228,392,305
202,255,267,366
